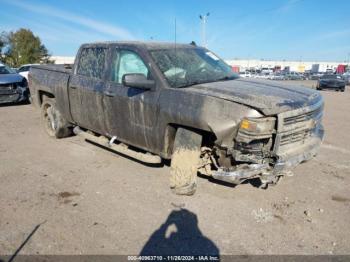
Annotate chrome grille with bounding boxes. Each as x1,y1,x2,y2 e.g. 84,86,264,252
283,106,322,126
274,98,324,155
280,129,311,146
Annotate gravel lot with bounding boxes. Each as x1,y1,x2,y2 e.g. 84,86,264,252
0,80,349,256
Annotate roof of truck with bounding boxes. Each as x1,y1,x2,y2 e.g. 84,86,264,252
81,41,200,50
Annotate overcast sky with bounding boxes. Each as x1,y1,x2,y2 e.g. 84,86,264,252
1,0,350,62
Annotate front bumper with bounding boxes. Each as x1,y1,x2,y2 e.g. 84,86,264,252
212,131,323,185
213,99,325,185
0,86,28,104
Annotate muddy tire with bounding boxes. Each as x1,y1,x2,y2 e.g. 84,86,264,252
41,97,72,138
170,128,202,195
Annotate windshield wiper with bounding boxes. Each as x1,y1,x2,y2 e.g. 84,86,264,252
216,75,237,81
177,81,201,88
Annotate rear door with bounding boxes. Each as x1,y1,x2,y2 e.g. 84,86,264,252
69,46,109,134
103,46,161,152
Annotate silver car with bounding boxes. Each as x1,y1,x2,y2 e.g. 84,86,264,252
0,63,29,104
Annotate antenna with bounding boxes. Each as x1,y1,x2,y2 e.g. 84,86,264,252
174,17,177,46
199,12,210,47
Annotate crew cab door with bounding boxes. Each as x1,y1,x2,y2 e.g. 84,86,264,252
103,47,160,152
68,46,109,134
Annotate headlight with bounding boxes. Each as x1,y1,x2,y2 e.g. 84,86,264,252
239,117,275,134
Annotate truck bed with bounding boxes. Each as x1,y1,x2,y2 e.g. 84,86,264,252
29,64,72,122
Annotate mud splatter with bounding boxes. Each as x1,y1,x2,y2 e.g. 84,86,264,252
58,191,80,198
331,195,350,202
57,191,80,204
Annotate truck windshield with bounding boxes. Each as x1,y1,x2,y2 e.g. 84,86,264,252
150,47,238,88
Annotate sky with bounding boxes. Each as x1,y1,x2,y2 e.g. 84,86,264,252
1,0,350,62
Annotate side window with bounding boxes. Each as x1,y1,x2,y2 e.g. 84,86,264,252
18,66,29,72
113,50,149,84
77,47,107,79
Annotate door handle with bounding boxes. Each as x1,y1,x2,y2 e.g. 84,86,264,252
104,91,116,97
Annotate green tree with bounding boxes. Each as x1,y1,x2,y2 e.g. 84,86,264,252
3,28,52,67
0,32,6,61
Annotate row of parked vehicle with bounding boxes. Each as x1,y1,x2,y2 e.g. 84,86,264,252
240,71,308,80
239,70,350,84
240,70,349,92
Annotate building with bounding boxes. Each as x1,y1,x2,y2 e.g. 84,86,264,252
51,56,75,65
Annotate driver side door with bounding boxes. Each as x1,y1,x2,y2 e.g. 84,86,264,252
103,47,161,152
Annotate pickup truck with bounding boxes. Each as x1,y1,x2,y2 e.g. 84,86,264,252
29,41,324,195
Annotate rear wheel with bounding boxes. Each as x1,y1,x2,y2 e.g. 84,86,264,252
41,97,72,138
170,128,202,195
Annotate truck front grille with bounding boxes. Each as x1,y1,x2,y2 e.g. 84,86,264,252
280,129,311,146
274,99,324,155
283,106,322,126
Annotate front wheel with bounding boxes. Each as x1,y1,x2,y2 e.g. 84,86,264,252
41,97,72,138
170,128,202,195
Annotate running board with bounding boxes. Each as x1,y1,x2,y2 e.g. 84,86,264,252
73,126,162,164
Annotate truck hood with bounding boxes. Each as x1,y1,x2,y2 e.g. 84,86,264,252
185,78,322,115
0,73,24,84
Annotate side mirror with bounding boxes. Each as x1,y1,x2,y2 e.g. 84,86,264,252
122,73,155,90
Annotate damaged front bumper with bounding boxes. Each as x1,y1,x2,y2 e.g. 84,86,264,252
0,85,28,104
212,133,323,185
212,100,324,186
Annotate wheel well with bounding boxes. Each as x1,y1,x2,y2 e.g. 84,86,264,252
163,124,217,158
38,91,55,105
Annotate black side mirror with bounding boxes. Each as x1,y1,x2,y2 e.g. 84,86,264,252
122,73,155,90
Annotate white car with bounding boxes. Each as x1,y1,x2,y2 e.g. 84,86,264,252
239,71,252,78
17,64,39,81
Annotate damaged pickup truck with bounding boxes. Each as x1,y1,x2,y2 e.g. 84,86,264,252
29,42,324,195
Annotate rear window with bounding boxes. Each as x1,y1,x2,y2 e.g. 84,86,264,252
77,47,107,79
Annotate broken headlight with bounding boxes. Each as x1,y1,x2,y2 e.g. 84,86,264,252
239,117,275,135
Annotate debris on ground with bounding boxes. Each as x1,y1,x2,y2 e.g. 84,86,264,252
252,208,273,223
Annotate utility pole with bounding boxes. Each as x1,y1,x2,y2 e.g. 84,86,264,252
199,13,210,48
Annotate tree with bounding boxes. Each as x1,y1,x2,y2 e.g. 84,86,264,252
3,28,52,67
0,32,6,61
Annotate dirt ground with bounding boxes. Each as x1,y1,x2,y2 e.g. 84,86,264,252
0,80,349,256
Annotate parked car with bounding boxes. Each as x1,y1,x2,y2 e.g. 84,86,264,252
0,62,29,104
29,41,324,195
311,73,323,80
342,72,350,85
317,74,345,92
239,71,252,78
17,64,39,81
268,73,285,80
285,71,304,80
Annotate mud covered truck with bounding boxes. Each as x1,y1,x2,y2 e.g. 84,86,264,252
29,41,324,195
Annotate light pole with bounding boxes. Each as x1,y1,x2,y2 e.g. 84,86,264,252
199,13,210,48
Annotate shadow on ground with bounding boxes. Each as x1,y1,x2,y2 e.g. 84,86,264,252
140,209,220,256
